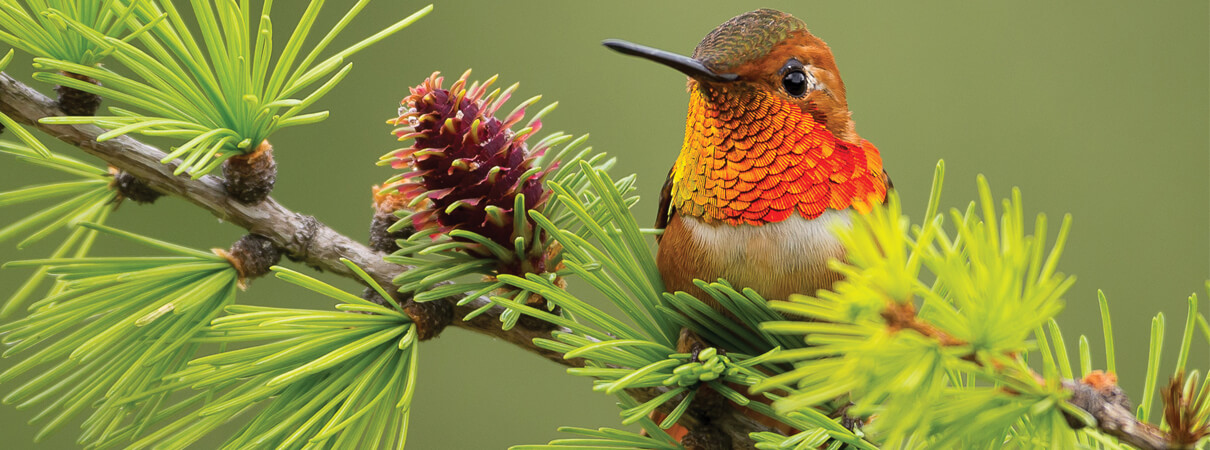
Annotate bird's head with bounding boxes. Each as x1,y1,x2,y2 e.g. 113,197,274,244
605,8,856,143
605,9,887,226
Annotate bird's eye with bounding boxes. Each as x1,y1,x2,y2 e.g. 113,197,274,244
779,59,813,97
782,70,809,97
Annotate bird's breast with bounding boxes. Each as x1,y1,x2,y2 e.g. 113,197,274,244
669,87,887,226
657,210,850,303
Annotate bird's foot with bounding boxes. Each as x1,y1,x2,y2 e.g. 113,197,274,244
830,401,866,432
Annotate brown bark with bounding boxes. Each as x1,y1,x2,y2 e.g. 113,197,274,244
1063,379,1173,449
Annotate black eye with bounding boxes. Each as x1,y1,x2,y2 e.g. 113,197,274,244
780,59,812,97
782,70,809,97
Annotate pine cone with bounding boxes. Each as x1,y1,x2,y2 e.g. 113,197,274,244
382,71,557,275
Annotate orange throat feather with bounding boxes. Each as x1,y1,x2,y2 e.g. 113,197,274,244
670,85,887,226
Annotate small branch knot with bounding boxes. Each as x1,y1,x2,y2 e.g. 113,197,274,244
370,184,414,253
222,140,276,204
361,286,450,340
1082,371,1131,410
1061,376,1171,450
109,166,163,204
285,214,322,269
215,234,282,288
55,71,102,116
369,210,409,254
403,298,454,341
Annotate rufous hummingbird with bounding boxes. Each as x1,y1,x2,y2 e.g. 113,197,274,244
605,9,891,321
605,9,891,443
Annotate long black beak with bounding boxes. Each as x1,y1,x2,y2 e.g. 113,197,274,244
602,39,739,83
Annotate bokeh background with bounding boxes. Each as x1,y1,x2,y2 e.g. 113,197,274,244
0,1,1206,448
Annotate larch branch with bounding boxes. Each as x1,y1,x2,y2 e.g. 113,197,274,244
6,71,1178,450
0,71,568,360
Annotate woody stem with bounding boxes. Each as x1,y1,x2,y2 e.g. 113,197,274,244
881,300,1179,449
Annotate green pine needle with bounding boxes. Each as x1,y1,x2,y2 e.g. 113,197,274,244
757,167,1081,445
511,426,682,450
0,142,114,317
0,0,147,67
1140,313,1166,422
34,1,432,177
0,50,52,158
103,265,418,449
0,225,236,446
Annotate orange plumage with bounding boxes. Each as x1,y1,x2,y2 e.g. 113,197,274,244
672,85,886,226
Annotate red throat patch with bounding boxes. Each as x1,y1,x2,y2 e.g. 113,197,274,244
670,86,887,225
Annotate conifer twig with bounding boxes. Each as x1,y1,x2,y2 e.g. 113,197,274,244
0,71,572,354
1062,378,1171,450
881,296,1183,449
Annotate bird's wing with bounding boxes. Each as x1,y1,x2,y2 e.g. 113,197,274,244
654,166,676,241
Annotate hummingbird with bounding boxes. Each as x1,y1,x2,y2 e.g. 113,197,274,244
604,9,890,443
605,9,891,321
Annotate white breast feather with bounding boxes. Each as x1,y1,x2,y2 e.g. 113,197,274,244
679,210,852,276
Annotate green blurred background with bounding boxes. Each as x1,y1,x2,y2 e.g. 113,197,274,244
0,1,1206,448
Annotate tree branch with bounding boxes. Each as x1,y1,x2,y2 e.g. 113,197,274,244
0,73,376,282
884,302,1184,448
1063,378,1173,450
0,71,779,447
0,71,558,355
